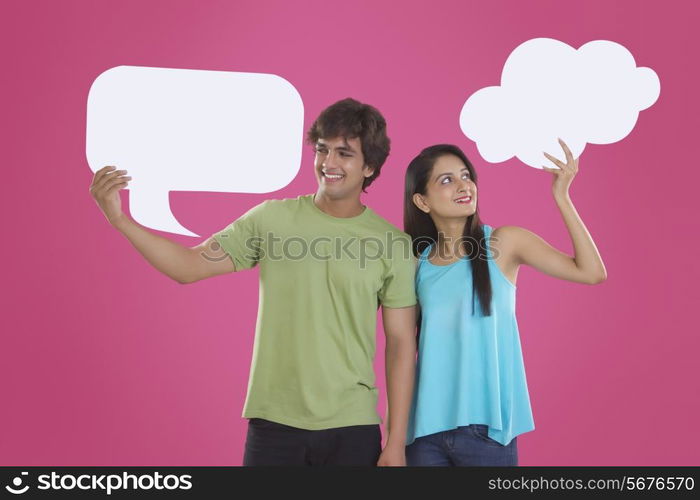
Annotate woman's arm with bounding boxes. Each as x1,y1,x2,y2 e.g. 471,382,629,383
492,139,607,285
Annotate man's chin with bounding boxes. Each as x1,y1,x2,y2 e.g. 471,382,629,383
317,185,357,200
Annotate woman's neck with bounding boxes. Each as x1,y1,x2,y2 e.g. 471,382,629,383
433,217,468,258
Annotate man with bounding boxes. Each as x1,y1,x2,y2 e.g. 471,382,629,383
89,98,417,466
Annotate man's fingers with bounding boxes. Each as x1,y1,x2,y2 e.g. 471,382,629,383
91,166,115,189
93,166,116,186
104,175,131,191
92,166,121,190
105,179,130,197
94,169,128,192
94,174,131,197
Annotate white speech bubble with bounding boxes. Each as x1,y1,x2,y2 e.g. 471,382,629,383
86,65,304,236
460,38,660,168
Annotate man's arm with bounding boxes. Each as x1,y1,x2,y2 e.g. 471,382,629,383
90,166,236,284
378,305,416,467
113,217,235,284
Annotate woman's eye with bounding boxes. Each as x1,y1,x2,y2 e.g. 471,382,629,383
441,177,451,184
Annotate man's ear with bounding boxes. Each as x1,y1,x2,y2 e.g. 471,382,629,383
413,193,430,213
363,164,375,178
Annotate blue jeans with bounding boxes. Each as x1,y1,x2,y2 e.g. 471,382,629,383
406,424,518,466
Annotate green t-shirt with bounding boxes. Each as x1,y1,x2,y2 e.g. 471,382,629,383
213,194,417,430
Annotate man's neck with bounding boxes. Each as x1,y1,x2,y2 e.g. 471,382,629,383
313,191,366,218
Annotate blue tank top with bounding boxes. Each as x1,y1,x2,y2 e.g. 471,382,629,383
406,225,535,446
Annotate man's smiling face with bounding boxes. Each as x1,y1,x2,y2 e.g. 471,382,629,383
314,136,375,200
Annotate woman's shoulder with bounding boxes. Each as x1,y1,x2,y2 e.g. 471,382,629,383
490,225,542,244
487,225,525,259
489,224,520,240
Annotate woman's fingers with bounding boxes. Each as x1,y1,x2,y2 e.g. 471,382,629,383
558,138,574,164
543,151,565,169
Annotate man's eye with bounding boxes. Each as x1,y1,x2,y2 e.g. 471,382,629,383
462,173,470,179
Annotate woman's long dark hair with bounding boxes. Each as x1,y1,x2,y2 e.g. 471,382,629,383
404,144,492,321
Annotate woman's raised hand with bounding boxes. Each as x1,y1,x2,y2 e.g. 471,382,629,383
542,138,579,199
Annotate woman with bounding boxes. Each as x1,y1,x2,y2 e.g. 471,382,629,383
404,139,606,466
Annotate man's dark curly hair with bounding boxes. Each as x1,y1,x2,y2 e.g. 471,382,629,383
306,98,391,192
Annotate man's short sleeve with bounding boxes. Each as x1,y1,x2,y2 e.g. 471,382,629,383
212,201,268,271
378,233,417,308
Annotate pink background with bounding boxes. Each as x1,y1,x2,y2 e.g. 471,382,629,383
2,0,699,466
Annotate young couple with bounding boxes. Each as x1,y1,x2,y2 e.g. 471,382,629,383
90,98,606,467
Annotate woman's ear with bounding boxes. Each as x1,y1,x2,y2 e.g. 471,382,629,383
413,193,430,214
363,164,375,178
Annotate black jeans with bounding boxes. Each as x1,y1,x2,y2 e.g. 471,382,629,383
243,418,382,466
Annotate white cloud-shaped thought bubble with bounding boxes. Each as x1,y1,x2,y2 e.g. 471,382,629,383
460,38,660,168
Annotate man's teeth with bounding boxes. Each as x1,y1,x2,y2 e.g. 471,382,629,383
455,197,472,203
324,173,344,179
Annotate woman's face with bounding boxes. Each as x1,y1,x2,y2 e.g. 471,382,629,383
413,154,477,220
